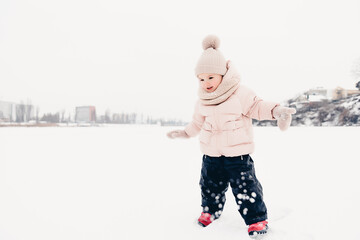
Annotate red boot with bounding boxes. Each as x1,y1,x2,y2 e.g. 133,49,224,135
197,212,214,227
248,220,268,237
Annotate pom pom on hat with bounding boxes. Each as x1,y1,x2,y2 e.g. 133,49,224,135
195,35,227,76
202,35,220,50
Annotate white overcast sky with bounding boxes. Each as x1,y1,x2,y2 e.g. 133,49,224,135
1,0,360,120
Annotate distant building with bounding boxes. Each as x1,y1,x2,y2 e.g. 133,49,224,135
305,87,330,101
75,106,96,123
332,86,360,100
15,103,34,122
290,86,360,109
0,101,16,122
0,101,34,122
300,87,360,102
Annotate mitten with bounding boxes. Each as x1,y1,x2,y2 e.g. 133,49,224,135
167,130,190,139
272,106,297,131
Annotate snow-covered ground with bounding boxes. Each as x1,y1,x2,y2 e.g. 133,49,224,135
1,126,359,240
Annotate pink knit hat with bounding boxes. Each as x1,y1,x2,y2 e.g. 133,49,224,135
195,35,227,76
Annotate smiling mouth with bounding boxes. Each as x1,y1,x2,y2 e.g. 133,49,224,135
207,86,213,90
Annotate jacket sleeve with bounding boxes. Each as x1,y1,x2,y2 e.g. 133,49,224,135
238,86,280,121
184,100,205,137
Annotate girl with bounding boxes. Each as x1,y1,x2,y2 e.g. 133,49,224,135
167,35,296,238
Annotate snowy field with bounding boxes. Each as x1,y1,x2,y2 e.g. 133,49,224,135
1,126,359,240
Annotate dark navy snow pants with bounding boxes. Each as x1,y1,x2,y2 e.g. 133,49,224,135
200,154,267,225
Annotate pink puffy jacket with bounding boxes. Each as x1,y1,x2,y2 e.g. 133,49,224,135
184,86,279,157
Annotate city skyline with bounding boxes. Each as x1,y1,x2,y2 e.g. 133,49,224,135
1,0,360,120
2,84,359,124
0,99,185,124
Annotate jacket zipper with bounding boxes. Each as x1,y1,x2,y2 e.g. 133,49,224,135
213,106,223,156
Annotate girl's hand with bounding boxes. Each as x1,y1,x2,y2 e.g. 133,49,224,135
272,106,297,131
166,130,190,139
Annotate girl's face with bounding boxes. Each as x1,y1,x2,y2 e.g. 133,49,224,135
198,73,223,93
